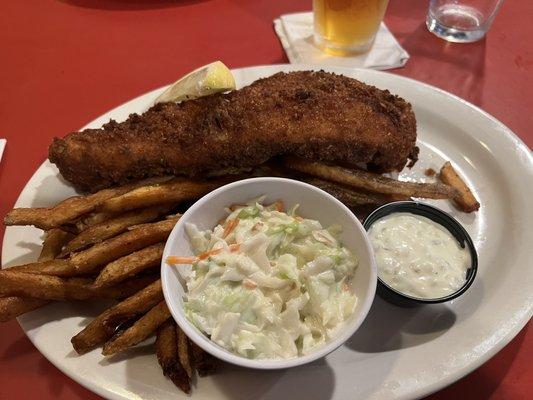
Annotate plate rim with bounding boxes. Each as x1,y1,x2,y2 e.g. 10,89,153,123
3,63,532,400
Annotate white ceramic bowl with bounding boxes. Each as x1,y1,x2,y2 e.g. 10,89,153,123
161,177,377,369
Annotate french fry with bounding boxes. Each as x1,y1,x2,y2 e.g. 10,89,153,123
73,210,117,233
156,321,191,394
0,297,49,323
126,212,180,230
97,275,159,300
9,259,78,277
176,325,193,378
284,157,457,199
0,271,156,301
190,340,217,376
105,315,140,343
305,178,402,207
60,205,173,256
102,300,171,356
99,178,225,214
38,229,74,261
94,243,164,288
70,216,179,274
0,271,91,299
71,280,163,354
3,176,173,230
439,161,480,213
1,229,76,322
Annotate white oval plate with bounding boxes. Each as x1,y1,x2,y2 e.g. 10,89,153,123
2,64,532,400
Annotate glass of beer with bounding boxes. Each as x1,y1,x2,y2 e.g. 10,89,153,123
313,0,389,56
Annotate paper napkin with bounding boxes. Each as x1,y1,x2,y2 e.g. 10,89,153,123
274,12,409,70
0,139,6,163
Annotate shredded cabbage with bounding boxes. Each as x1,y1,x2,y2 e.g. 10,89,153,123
182,199,358,359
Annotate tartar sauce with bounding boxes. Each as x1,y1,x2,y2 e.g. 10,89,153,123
368,213,470,299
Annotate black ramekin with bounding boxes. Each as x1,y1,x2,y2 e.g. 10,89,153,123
363,201,478,307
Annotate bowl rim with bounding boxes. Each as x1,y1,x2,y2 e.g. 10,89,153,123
363,200,478,304
161,177,377,369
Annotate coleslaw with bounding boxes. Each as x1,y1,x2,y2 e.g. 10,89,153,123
167,197,358,359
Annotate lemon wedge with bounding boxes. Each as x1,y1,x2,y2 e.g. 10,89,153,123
155,61,236,104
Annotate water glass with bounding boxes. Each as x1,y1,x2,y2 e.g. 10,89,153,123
426,0,504,43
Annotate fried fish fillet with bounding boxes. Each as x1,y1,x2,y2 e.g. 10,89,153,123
49,71,417,192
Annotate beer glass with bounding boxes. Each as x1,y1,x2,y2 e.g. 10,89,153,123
313,0,389,56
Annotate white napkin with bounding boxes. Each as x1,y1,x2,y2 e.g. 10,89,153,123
0,139,5,162
274,12,409,70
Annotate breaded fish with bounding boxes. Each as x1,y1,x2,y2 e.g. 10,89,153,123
49,71,417,192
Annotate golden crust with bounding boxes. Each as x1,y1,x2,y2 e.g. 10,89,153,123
49,71,417,192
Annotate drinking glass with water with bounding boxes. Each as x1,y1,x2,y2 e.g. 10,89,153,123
427,0,504,43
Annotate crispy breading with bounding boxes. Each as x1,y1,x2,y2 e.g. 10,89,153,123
49,71,418,192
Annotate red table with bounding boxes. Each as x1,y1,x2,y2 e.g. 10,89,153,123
0,1,531,398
